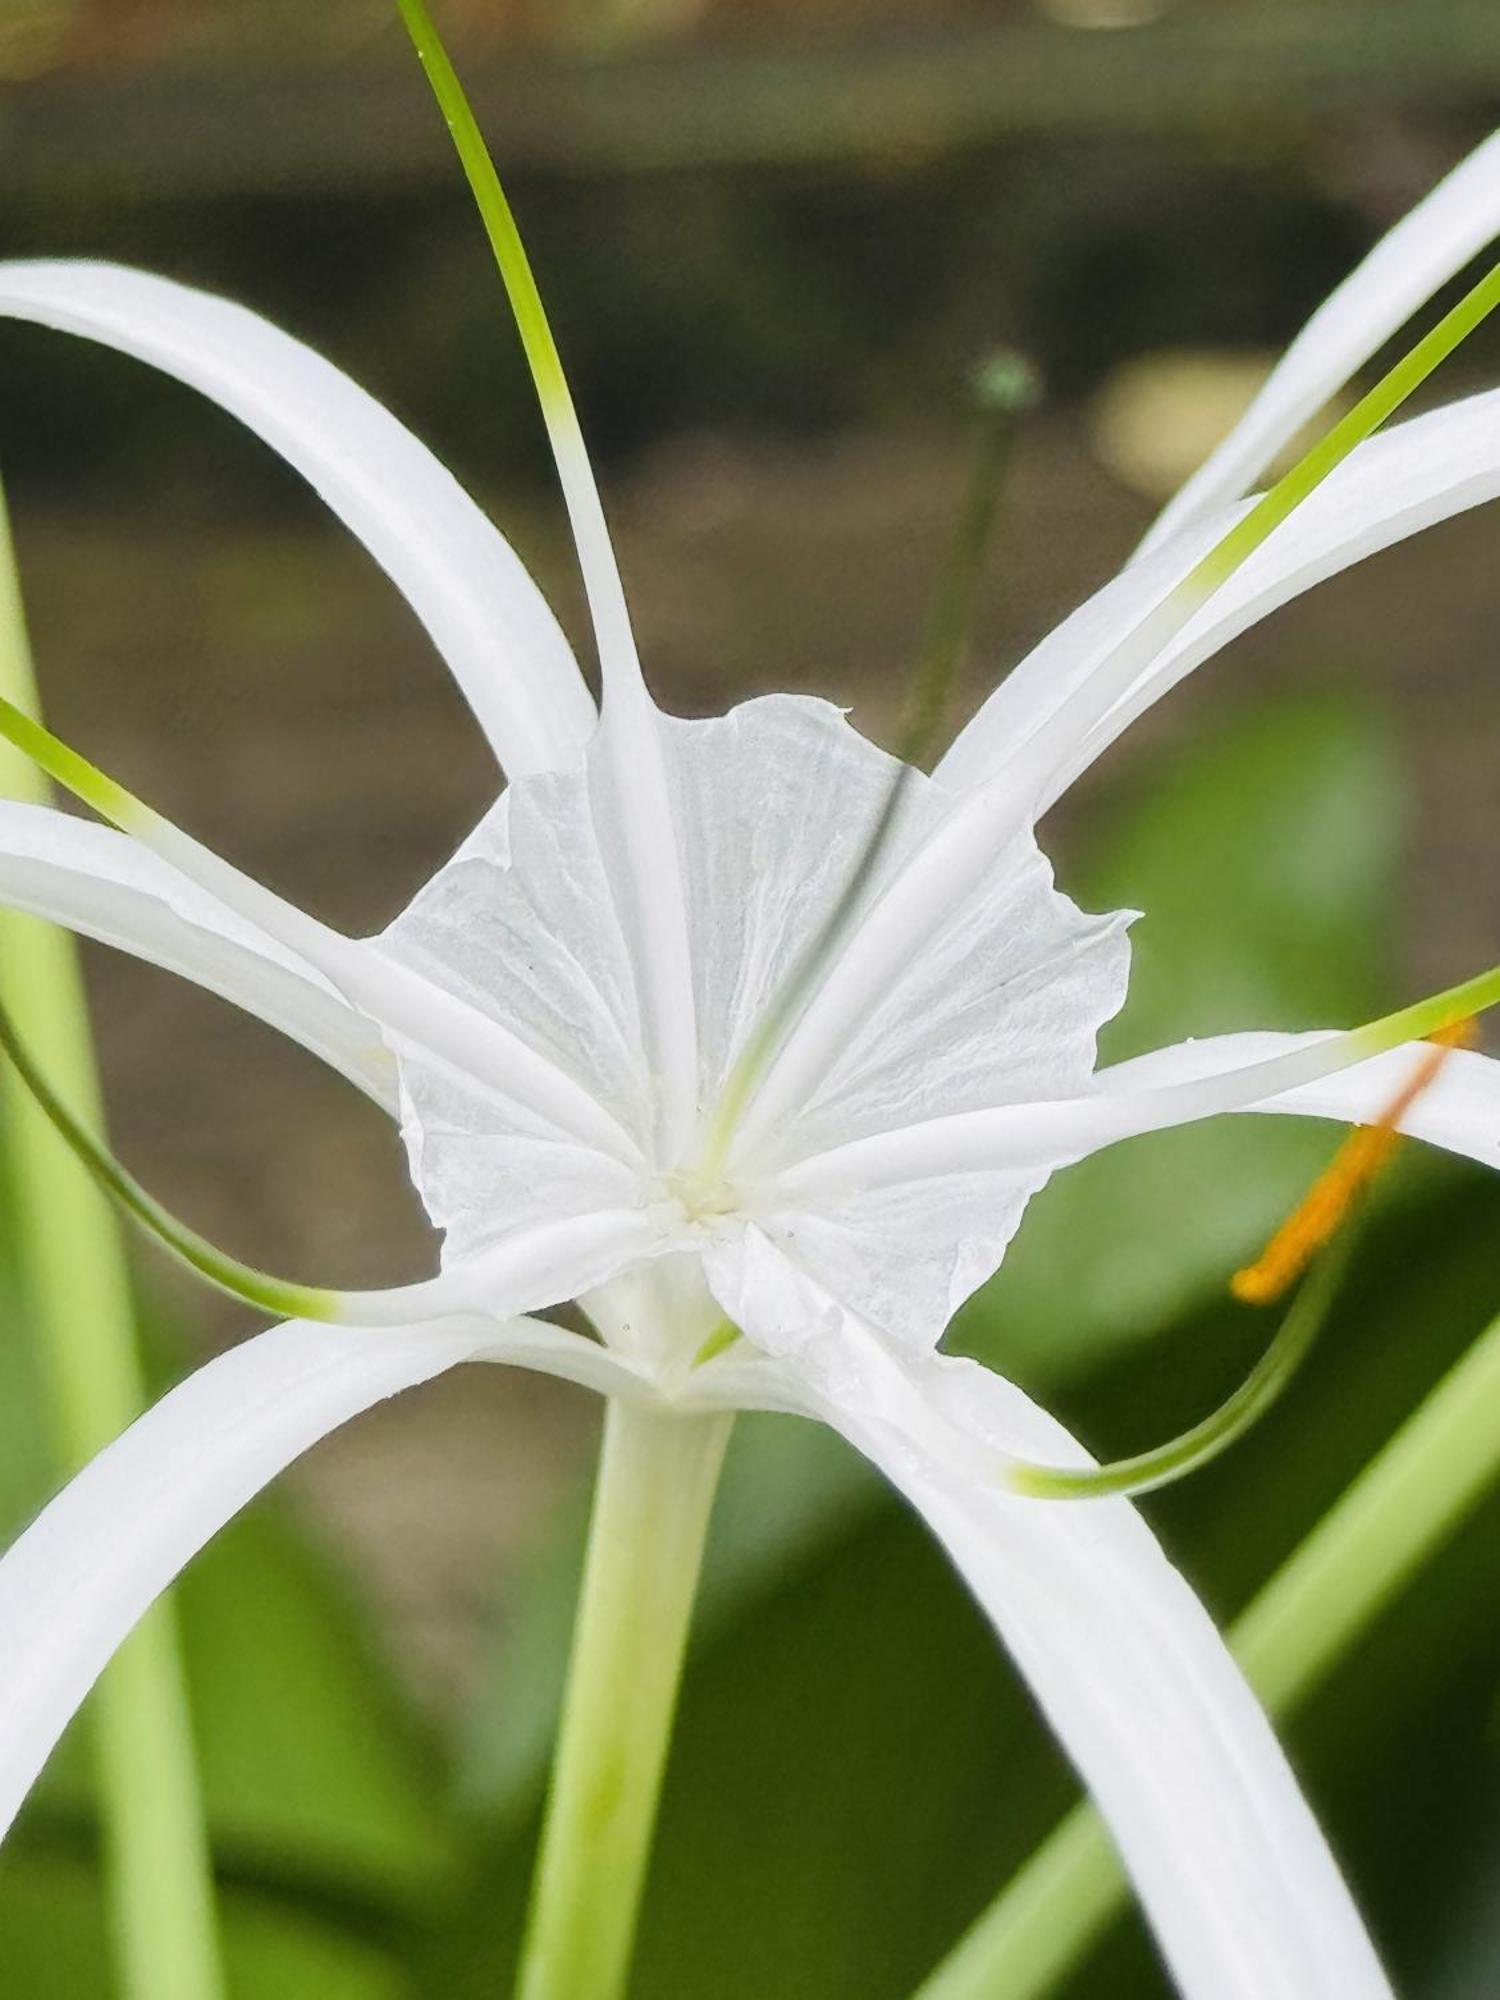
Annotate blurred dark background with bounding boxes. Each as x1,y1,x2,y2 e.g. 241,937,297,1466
2,3,1500,1995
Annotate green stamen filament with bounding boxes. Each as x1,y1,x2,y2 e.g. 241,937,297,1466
1007,1231,1353,1502
1009,1018,1475,1500
0,691,152,836
397,0,641,684
899,352,1040,773
1346,961,1500,1062
0,996,338,1322
1033,254,1500,784
397,0,570,422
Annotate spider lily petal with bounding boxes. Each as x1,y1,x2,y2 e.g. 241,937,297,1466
1098,1031,1500,1169
939,386,1500,798
1139,128,1500,556
721,1253,1392,1999
0,1313,642,1841
0,799,395,1104
0,260,595,777
780,989,1500,1200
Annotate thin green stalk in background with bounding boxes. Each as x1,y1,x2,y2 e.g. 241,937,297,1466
912,1300,1500,2000
0,484,226,2000
702,353,1036,1180
517,1399,733,2000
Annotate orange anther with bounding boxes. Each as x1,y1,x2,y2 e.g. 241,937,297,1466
1231,1017,1475,1306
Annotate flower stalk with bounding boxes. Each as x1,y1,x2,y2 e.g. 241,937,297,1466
517,1399,733,2000
0,482,225,1999
702,352,1037,1177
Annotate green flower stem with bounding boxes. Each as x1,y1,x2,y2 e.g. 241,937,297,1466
517,1399,733,2000
0,486,226,2000
911,1301,1500,2000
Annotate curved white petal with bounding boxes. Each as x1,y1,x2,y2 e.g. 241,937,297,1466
936,508,1231,793
0,260,595,776
939,387,1500,800
779,1032,1500,1197
339,1202,680,1326
719,1249,1390,1997
0,1312,639,1840
1140,129,1500,557
0,800,395,1105
1098,1030,1500,1169
93,807,644,1163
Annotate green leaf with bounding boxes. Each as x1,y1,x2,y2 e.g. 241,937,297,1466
180,1507,455,1906
0,1852,406,2000
22,1492,456,1913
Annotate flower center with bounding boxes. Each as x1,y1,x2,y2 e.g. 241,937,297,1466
662,1162,742,1225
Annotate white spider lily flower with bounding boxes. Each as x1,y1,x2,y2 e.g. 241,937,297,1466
2,126,1500,2000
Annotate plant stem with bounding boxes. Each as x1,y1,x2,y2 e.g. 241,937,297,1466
517,1398,732,2000
0,484,226,2000
911,1301,1500,2000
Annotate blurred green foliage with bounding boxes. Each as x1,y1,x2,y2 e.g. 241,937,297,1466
2,694,1489,1995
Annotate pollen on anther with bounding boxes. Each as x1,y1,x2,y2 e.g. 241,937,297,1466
1231,1018,1476,1307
